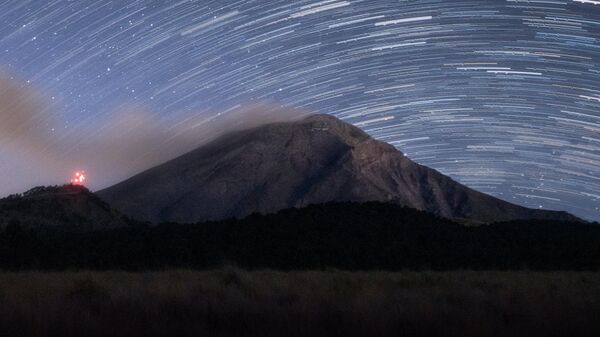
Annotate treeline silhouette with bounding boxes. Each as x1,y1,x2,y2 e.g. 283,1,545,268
1,202,599,271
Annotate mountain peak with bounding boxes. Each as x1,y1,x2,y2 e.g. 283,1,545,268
248,113,372,149
301,113,348,127
98,114,580,224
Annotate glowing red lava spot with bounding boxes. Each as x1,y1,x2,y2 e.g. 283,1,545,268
70,171,86,186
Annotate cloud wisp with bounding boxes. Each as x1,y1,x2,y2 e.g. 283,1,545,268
0,73,309,194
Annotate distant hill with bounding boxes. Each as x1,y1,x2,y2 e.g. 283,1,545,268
0,201,597,271
0,185,130,231
98,114,579,224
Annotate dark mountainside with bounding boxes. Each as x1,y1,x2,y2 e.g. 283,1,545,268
1,202,598,271
98,114,578,224
0,185,130,231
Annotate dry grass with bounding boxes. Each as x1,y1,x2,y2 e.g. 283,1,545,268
1,269,599,337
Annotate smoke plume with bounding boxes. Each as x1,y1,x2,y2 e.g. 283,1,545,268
0,72,309,194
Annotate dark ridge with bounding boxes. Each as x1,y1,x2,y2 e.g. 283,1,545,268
0,201,597,271
0,185,131,231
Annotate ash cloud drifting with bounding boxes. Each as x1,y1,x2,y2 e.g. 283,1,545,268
0,73,309,194
0,73,67,192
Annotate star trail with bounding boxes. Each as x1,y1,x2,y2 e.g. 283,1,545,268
0,0,599,220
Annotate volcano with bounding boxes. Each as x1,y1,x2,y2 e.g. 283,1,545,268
97,114,579,224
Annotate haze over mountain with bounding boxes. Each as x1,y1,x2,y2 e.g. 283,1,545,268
96,114,578,224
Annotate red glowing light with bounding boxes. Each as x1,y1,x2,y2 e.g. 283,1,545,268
71,171,86,186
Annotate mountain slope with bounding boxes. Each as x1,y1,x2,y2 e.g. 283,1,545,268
0,185,130,230
98,114,579,223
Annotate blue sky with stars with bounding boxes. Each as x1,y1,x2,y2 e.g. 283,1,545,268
0,0,599,220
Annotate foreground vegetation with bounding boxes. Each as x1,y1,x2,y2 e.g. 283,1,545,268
0,269,599,337
1,202,599,270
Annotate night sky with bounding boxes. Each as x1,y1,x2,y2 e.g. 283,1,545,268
0,0,599,221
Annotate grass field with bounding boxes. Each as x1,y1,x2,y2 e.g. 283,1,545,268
1,269,599,337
